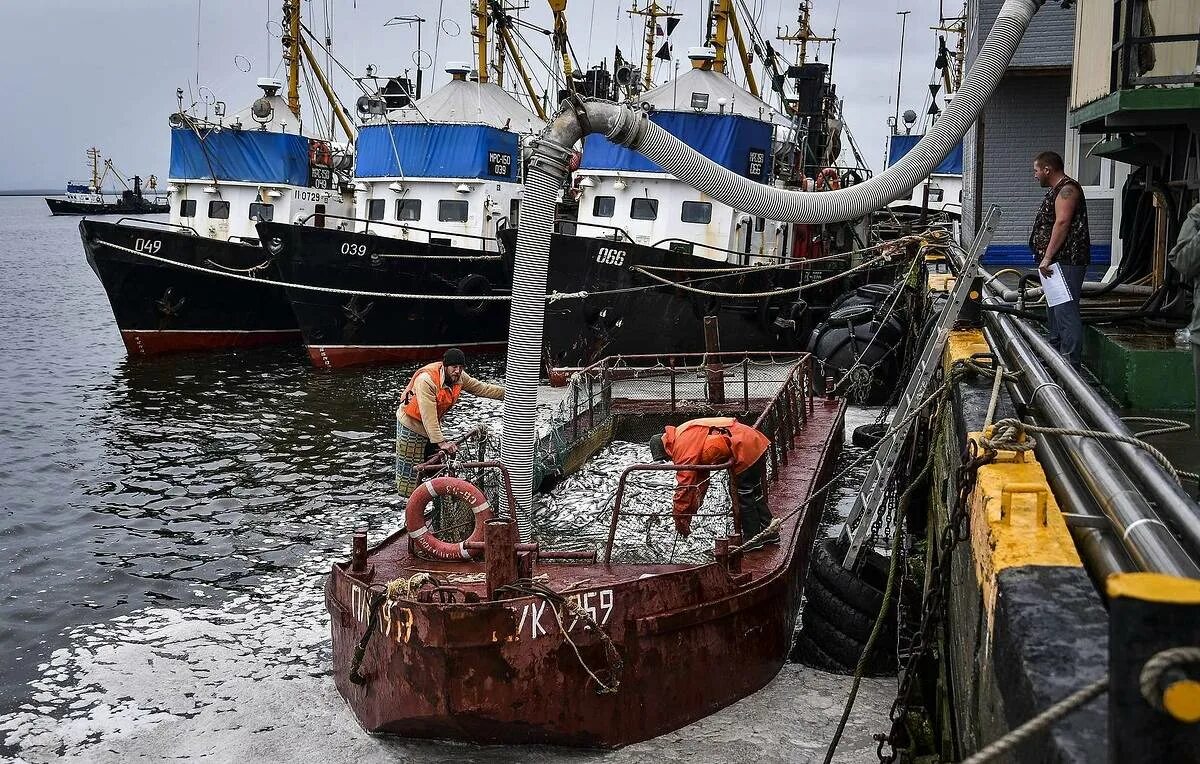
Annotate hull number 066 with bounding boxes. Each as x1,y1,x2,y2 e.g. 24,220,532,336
595,248,626,266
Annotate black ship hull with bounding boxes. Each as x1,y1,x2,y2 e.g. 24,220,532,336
48,197,169,216
81,219,300,355
256,222,511,369
499,229,850,369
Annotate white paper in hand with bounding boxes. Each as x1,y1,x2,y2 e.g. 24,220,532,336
1040,263,1074,307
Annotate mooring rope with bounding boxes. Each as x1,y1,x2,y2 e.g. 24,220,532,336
958,677,1108,763
631,251,893,299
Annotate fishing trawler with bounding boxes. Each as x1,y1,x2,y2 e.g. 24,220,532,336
257,0,552,369
326,352,845,746
80,0,353,355
521,0,875,370
257,58,545,368
45,148,168,216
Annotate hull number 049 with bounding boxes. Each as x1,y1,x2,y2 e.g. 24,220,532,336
133,238,162,254
595,248,626,266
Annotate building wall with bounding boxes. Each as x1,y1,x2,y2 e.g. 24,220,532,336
962,0,1112,266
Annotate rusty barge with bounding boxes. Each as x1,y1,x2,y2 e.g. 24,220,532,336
324,354,845,747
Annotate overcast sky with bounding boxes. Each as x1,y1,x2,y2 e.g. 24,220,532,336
0,0,947,190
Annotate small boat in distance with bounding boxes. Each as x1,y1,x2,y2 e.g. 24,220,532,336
45,148,168,216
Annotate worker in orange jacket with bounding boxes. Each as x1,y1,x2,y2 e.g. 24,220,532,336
648,417,777,547
395,348,503,496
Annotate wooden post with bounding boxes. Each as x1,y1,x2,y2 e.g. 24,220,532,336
704,316,725,405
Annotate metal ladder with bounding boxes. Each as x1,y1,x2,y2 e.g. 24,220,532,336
839,205,1001,570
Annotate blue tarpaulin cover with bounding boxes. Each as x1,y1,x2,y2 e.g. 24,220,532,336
886,134,963,175
355,124,519,181
169,128,312,185
580,112,772,180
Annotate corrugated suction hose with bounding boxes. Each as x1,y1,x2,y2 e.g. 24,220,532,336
500,0,1046,532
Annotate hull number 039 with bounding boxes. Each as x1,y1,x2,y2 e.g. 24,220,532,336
133,238,162,254
340,242,369,257
595,248,626,266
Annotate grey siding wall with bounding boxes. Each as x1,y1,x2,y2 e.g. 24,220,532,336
973,0,1076,69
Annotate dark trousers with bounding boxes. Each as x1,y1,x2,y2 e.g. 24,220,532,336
734,454,772,539
1193,344,1200,435
1047,264,1088,368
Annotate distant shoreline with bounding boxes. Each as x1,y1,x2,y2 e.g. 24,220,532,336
0,190,62,197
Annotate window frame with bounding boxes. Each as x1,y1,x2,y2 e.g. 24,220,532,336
207,200,230,220
179,199,196,218
437,199,469,223
395,198,422,222
630,197,659,221
592,195,616,219
680,200,713,224
366,198,386,221
248,202,274,221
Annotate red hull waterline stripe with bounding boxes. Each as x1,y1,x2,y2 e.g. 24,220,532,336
121,329,301,355
308,342,507,369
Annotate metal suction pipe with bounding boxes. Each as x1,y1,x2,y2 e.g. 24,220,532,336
502,0,1047,518
1008,314,1200,558
985,305,1200,577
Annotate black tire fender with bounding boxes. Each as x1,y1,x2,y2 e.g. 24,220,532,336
811,537,886,616
455,273,491,316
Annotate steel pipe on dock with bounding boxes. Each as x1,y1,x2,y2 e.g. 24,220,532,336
992,356,1138,581
1007,316,1200,559
985,305,1200,578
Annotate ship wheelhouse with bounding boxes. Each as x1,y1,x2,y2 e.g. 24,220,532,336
350,64,544,252
166,80,352,245
572,48,788,265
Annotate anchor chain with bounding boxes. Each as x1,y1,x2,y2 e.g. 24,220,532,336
877,439,996,762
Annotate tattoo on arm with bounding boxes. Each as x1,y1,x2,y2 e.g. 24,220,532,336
1059,185,1077,200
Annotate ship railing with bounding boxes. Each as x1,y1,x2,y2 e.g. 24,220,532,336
553,219,635,242
603,459,737,565
294,212,500,252
750,356,816,479
113,217,201,236
648,237,811,264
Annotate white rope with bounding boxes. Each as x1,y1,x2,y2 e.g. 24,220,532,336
631,252,893,299
95,239,586,303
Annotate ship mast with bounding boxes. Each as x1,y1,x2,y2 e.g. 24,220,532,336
283,0,302,117
86,147,101,192
777,1,835,65
709,0,759,97
491,1,550,121
472,0,491,83
629,2,680,92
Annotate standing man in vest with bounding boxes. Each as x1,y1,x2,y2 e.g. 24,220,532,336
648,417,777,548
1030,150,1091,368
1167,201,1200,434
395,348,504,496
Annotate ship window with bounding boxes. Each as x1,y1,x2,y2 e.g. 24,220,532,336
592,195,615,218
249,202,274,222
367,198,385,221
630,198,658,220
208,200,230,219
179,199,196,218
438,200,469,222
396,199,421,221
681,201,712,224
509,198,520,228
927,188,944,202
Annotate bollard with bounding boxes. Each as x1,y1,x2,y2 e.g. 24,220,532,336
485,518,519,600
1107,573,1200,762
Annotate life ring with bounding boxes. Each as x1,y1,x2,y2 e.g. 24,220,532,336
405,476,493,560
816,168,841,191
455,273,492,316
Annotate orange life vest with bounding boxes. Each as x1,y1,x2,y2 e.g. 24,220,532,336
401,362,462,422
